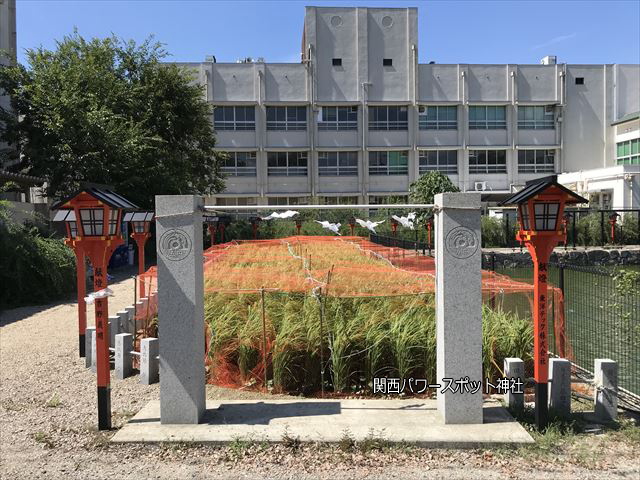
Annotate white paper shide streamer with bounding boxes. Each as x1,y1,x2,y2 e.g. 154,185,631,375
261,210,299,221
355,219,385,234
315,220,341,235
85,287,114,305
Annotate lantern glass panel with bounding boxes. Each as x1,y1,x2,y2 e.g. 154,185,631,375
133,221,146,233
533,202,559,231
68,221,78,238
80,208,104,236
109,209,120,235
518,205,530,230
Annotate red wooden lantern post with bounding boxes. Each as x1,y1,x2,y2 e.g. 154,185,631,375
295,218,302,236
124,211,154,298
390,217,399,237
609,212,619,244
501,176,587,430
53,187,138,430
425,215,433,256
249,216,262,239
54,210,87,357
348,216,356,236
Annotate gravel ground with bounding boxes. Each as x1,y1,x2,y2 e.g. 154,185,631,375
1,271,639,480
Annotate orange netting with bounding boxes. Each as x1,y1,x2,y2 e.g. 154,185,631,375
139,235,571,389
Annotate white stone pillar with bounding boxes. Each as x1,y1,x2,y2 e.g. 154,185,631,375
548,358,571,417
115,333,133,380
108,315,120,348
140,337,159,385
85,326,95,369
435,192,483,424
156,195,205,424
504,357,525,411
594,359,617,422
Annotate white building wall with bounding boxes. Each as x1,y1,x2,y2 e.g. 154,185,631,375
176,6,639,206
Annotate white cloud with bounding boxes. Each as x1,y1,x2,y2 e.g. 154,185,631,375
531,33,577,51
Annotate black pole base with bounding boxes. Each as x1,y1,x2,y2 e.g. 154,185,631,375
534,381,549,431
79,334,86,358
97,386,112,430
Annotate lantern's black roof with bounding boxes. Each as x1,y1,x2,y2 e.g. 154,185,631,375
51,186,139,211
499,175,588,206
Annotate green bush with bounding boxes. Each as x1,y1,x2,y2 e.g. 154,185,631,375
0,202,76,309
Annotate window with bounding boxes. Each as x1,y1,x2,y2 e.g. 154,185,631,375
216,197,257,206
268,196,310,206
267,151,308,176
383,58,393,66
318,151,358,176
534,203,560,231
575,77,585,85
369,195,408,205
369,151,409,175
518,106,555,129
368,106,408,130
332,58,342,66
419,150,458,174
266,106,307,131
320,196,358,205
213,106,255,131
616,139,640,165
518,150,555,173
221,152,257,176
469,106,506,129
318,106,357,131
418,106,457,130
468,150,507,174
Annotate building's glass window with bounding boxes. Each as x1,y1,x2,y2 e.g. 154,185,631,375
215,196,257,217
518,106,555,129
469,150,507,174
518,150,555,173
318,151,358,176
320,196,358,205
369,195,409,205
419,150,458,174
418,106,457,130
318,106,358,131
266,106,307,131
216,197,257,206
213,106,255,131
469,106,506,129
369,151,409,175
368,106,408,131
267,151,308,176
221,152,257,177
616,139,640,165
268,196,310,205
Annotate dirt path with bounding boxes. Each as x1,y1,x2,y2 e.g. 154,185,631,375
1,272,638,479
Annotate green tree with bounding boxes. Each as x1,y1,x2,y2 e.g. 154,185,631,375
0,33,224,208
409,171,460,204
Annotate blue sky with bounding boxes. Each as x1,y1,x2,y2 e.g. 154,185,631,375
16,0,640,65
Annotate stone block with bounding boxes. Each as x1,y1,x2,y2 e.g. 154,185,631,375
504,358,525,411
156,195,205,424
124,306,136,334
435,192,483,424
90,328,97,373
140,337,159,385
594,359,617,422
548,358,571,417
85,327,95,369
115,333,134,380
117,310,129,335
108,315,120,348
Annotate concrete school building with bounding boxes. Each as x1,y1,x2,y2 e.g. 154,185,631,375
173,5,639,209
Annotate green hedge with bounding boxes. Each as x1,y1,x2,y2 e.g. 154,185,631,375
0,203,76,310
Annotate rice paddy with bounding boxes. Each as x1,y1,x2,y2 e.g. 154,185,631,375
203,236,533,394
